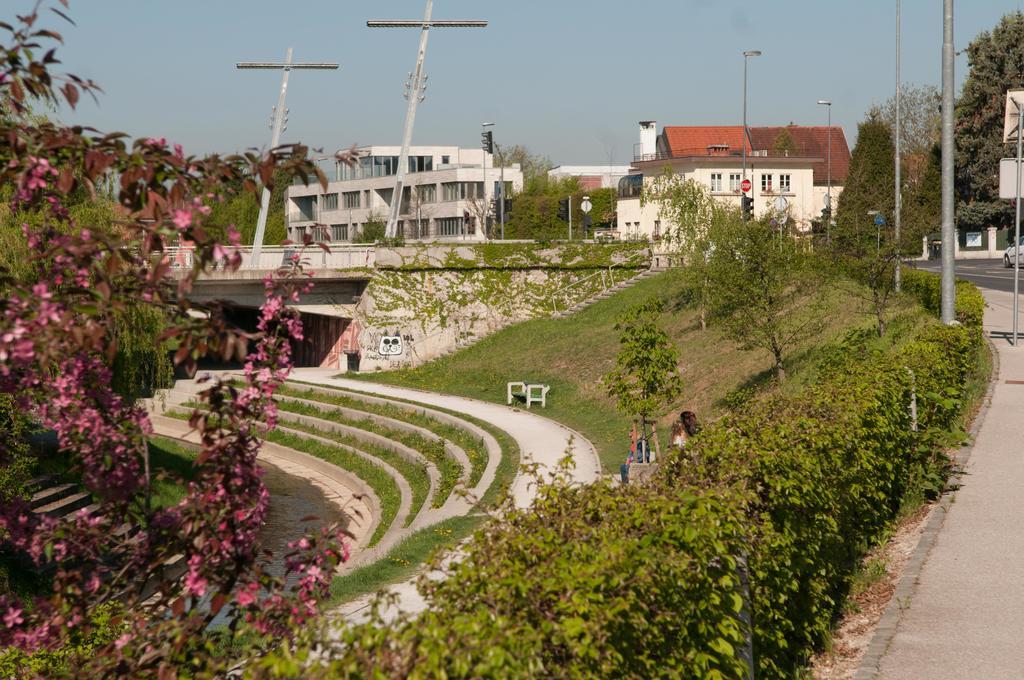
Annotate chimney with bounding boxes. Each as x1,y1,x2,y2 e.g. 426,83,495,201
639,120,657,160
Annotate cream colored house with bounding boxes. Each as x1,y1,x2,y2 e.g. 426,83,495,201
617,122,851,242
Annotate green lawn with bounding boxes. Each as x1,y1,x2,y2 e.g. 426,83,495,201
147,436,198,509
353,269,934,471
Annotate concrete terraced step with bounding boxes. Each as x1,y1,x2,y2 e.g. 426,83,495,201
30,482,79,510
35,491,92,518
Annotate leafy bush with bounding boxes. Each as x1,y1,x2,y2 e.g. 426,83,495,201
260,480,752,679
901,267,985,331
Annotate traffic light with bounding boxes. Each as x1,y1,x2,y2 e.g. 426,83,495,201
557,198,570,221
741,195,753,221
481,130,494,154
503,198,512,215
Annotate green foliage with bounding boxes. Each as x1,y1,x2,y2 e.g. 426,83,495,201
604,298,683,420
900,267,986,331
642,173,732,328
903,144,942,243
0,602,127,677
878,83,941,158
204,167,289,246
706,220,827,380
499,144,554,184
353,213,388,244
265,483,751,679
834,112,896,251
0,393,32,499
110,304,174,403
771,128,798,155
955,12,1024,230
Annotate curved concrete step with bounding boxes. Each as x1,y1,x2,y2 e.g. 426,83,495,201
276,392,473,484
30,483,79,510
274,407,441,514
35,491,91,518
281,380,503,507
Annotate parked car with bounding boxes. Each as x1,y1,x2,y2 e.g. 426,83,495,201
1005,234,1024,267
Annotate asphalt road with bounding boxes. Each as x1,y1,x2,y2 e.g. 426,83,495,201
916,258,1024,293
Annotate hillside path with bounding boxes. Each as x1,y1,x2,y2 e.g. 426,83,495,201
289,367,603,624
866,289,1024,679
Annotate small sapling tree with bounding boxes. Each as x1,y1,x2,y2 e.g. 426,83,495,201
706,219,827,381
604,298,683,460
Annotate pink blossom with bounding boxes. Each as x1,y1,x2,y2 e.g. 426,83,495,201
172,209,192,230
3,607,24,628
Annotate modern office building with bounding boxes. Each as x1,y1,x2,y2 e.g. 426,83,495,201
617,121,850,240
286,145,523,242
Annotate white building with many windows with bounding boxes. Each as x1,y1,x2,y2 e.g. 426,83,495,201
617,121,850,241
286,145,523,242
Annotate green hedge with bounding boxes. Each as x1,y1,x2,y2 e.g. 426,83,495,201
901,267,985,331
257,279,985,679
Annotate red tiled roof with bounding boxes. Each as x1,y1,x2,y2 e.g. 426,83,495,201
660,125,850,185
750,126,851,185
662,126,751,157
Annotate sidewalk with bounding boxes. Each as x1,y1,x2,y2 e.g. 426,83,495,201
869,289,1024,679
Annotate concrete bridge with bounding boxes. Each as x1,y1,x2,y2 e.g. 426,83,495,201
164,242,653,373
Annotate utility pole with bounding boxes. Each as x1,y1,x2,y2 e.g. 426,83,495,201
369,2,487,239
818,100,833,242
236,50,338,262
894,0,903,291
742,50,762,220
940,0,956,324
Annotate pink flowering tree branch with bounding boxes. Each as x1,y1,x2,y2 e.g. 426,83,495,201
0,2,353,673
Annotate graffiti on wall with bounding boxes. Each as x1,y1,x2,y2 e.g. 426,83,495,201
362,328,416,362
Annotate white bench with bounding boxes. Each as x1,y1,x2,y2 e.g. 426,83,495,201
506,381,550,409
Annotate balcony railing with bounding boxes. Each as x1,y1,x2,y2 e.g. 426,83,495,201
162,245,376,271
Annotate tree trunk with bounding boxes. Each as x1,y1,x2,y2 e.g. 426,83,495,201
699,304,707,331
650,420,662,462
773,346,786,382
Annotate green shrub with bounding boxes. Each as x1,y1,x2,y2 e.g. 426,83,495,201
261,482,751,679
0,601,127,677
901,267,985,331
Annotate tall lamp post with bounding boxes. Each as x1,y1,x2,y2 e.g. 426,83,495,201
894,0,903,291
236,50,339,262
368,2,487,239
742,50,762,218
817,100,833,242
940,0,956,325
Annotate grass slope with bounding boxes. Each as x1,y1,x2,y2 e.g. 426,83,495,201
354,269,934,471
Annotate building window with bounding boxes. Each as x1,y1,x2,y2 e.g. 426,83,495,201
321,193,338,211
709,174,722,193
654,220,661,238
779,174,791,193
417,184,436,203
442,182,459,202
729,173,742,192
342,191,360,209
437,216,463,236
441,155,451,165
331,224,348,242
409,155,433,173
761,174,773,193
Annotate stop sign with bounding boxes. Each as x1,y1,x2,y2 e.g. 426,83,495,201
740,178,752,193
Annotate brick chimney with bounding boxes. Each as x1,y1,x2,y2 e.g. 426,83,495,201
639,120,657,160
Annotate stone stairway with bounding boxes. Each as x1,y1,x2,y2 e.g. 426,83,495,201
551,267,665,319
28,475,92,519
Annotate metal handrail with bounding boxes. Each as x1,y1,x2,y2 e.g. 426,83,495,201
547,248,652,313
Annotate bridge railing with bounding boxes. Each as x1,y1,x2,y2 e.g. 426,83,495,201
162,245,376,271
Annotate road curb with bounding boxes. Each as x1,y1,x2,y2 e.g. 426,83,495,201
853,334,1000,679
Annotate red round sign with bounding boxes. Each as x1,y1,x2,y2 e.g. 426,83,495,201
740,178,752,193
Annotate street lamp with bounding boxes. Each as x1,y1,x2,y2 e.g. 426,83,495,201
817,100,833,242
742,50,762,218
482,121,505,240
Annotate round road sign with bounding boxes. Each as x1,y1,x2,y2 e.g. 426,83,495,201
740,178,752,193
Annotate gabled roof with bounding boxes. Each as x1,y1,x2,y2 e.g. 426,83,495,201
749,126,851,185
662,126,752,157
658,125,850,185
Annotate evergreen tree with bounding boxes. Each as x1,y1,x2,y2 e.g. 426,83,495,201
904,144,942,249
834,111,896,253
955,12,1024,231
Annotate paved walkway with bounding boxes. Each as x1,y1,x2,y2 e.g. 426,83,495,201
871,289,1024,679
289,368,603,625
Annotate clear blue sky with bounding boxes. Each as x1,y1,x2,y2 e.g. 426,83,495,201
52,0,1021,165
